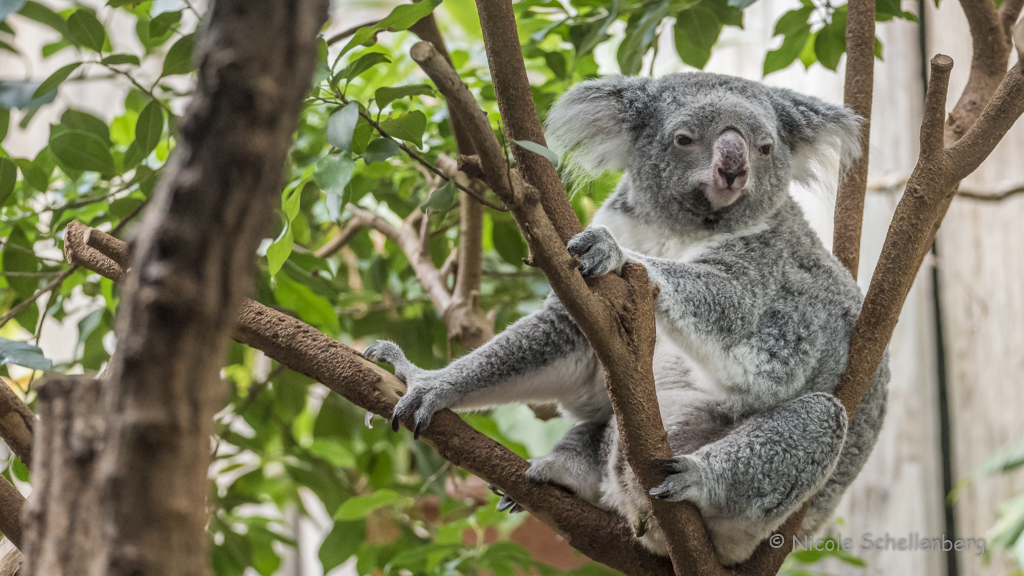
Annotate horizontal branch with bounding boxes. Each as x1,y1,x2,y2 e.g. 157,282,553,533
61,221,672,576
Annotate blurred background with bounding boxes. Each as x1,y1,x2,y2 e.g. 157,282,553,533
0,0,1021,575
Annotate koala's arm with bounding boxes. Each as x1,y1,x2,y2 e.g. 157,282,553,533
366,298,605,434
651,392,848,523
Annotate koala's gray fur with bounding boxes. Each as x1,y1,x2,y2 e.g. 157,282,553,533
365,72,889,566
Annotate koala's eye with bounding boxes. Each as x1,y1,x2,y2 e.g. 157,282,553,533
674,133,694,147
759,143,773,156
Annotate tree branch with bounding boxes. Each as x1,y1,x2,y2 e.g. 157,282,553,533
313,214,372,259
0,477,24,551
0,382,34,470
474,0,582,244
832,0,875,278
410,16,494,350
411,39,720,576
348,205,454,313
60,222,674,576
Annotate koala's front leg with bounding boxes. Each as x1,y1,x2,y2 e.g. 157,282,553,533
650,392,847,523
365,299,607,437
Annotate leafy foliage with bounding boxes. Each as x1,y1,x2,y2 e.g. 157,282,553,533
0,0,918,573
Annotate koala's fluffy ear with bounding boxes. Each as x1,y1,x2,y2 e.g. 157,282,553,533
769,88,864,186
544,76,651,180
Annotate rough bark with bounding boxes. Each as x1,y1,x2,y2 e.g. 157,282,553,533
89,2,328,576
0,382,34,470
832,0,876,278
21,377,104,576
61,224,673,576
0,478,23,551
474,0,583,244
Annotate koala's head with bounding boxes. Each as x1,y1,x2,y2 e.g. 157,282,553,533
545,73,863,232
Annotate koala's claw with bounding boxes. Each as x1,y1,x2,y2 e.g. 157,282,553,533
488,484,524,514
567,227,626,278
364,340,417,383
649,456,705,504
366,340,448,437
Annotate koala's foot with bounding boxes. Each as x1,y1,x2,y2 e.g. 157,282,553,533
364,341,454,439
649,456,708,506
567,226,626,278
526,453,602,503
487,484,524,514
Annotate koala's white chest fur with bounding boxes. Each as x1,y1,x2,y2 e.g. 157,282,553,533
590,208,765,407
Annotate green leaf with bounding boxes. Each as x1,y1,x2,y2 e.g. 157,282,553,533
0,157,15,207
728,0,759,8
18,2,66,35
0,337,51,371
49,130,115,173
339,0,441,55
161,33,195,76
774,6,814,36
374,84,434,111
764,24,811,76
318,520,365,572
61,109,111,145
814,16,846,71
67,9,106,52
266,214,293,277
0,0,26,23
134,100,164,156
307,439,356,468
314,154,356,197
379,111,426,146
32,62,82,99
338,52,391,82
326,102,359,152
101,53,140,66
2,227,37,298
272,272,340,333
673,7,722,69
0,108,8,142
149,10,180,37
422,179,456,212
492,215,528,265
513,139,559,168
361,138,399,164
334,489,402,520
616,2,671,76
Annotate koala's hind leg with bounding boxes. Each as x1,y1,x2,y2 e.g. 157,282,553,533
650,392,848,565
526,419,611,504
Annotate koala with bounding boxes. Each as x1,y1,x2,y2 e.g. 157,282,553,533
364,72,889,566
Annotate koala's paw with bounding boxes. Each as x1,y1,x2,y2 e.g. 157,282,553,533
526,455,573,490
488,484,524,514
567,226,626,278
364,341,452,439
649,456,707,505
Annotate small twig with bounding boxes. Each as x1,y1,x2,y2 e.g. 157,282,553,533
325,19,381,46
328,94,508,212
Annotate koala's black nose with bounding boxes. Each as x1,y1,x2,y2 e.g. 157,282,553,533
719,168,744,187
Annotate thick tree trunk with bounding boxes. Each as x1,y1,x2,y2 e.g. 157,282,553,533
22,377,104,576
27,2,329,576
